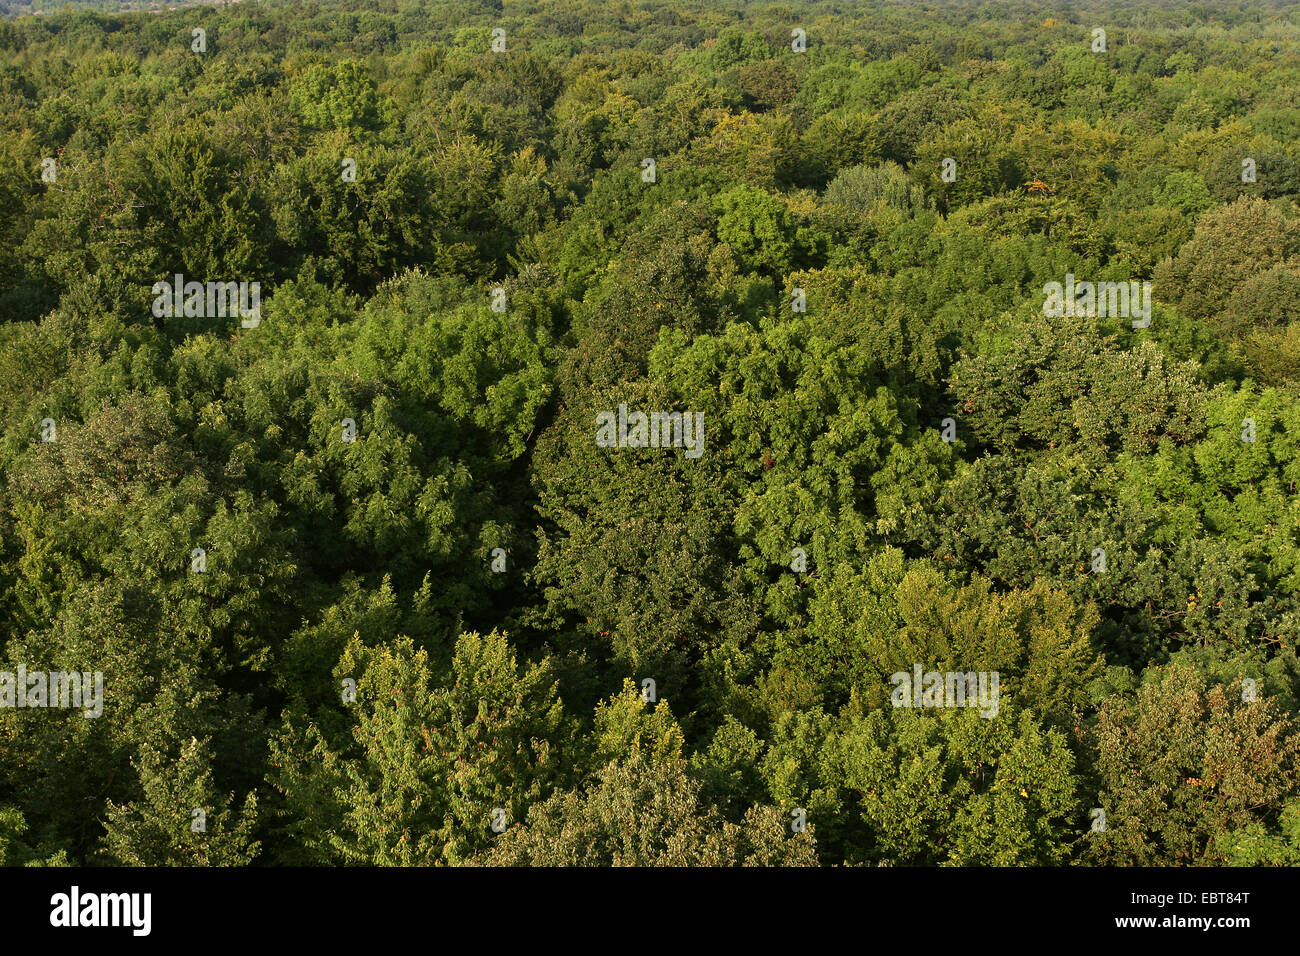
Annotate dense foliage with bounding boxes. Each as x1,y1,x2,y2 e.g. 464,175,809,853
3,0,1300,867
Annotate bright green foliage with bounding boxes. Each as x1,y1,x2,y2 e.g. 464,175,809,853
795,548,1102,722
289,61,381,132
826,705,1081,865
592,679,686,768
269,630,564,866
713,184,803,276
99,737,261,866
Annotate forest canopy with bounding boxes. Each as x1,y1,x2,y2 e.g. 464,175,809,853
3,0,1300,867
